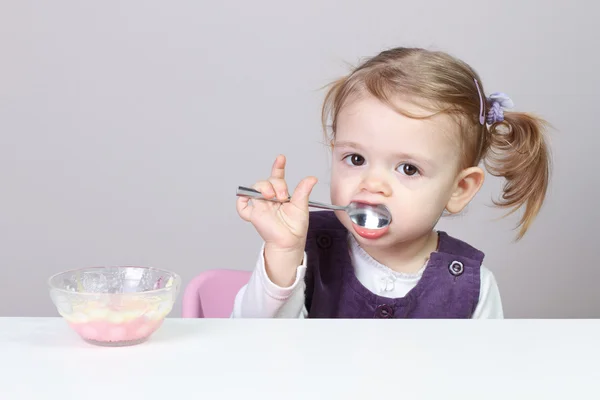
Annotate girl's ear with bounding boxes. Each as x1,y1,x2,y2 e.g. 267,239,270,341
445,166,485,214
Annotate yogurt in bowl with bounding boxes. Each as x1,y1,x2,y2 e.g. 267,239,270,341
48,266,180,346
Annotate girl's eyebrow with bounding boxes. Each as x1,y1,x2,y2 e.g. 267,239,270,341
333,141,435,167
332,140,362,150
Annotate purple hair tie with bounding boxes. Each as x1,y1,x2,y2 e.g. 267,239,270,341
473,79,514,125
486,92,514,124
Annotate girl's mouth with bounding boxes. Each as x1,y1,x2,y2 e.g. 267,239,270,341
351,222,389,240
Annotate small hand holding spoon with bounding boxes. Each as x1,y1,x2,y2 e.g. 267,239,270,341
236,186,392,230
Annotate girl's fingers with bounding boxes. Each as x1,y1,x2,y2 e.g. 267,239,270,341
236,196,252,221
289,176,318,209
269,178,289,201
237,180,277,221
270,155,286,180
253,180,276,199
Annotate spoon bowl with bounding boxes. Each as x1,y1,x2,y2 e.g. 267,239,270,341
345,202,392,229
236,186,392,230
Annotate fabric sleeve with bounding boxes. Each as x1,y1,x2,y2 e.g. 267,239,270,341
472,264,504,318
231,243,308,318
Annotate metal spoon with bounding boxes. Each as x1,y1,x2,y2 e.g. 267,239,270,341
236,186,392,229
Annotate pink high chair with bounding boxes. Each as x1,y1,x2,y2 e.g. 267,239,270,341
182,269,251,318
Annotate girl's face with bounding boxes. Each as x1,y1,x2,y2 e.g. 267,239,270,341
330,94,464,249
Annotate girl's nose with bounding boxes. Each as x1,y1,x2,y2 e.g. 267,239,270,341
358,170,392,197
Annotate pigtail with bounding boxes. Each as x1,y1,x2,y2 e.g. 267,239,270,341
484,112,551,240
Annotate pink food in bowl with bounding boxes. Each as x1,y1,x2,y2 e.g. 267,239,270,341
59,298,174,346
69,316,164,344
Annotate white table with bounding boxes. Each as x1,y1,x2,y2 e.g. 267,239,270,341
1,317,599,399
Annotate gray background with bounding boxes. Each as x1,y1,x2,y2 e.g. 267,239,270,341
1,0,598,318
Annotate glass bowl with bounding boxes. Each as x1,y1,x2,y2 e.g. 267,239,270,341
48,266,181,346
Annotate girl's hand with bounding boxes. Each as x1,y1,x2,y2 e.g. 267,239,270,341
237,155,317,286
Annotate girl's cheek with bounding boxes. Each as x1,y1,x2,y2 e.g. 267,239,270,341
334,163,360,179
393,173,430,190
394,178,420,190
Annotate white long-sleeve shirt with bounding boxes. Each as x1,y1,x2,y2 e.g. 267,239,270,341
232,233,504,318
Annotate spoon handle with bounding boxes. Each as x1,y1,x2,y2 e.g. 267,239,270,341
236,186,345,211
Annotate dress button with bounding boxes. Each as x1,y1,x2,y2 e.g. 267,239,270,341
316,234,332,249
448,260,464,276
375,304,394,318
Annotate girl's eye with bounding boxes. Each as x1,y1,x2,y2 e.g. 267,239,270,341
397,163,419,176
344,154,365,166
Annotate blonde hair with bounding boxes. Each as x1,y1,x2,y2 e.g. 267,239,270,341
321,47,551,240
